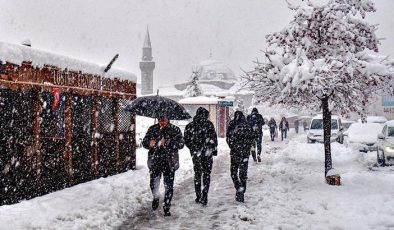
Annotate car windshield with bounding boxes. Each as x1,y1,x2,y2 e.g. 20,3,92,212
310,119,338,130
388,127,394,137
342,123,352,129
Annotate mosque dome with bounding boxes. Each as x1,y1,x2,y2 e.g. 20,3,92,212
174,59,238,91
197,59,237,82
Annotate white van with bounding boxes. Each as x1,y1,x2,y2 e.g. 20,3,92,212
307,115,344,144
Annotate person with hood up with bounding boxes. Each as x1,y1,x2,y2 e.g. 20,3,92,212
246,108,265,162
142,117,184,217
226,111,254,202
279,117,289,141
268,117,277,141
184,107,218,205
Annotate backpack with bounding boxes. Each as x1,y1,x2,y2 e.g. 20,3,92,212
251,115,258,130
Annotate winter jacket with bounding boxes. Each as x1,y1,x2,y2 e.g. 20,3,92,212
226,111,254,156
184,107,218,157
268,119,277,130
143,123,184,171
246,108,265,134
279,119,289,131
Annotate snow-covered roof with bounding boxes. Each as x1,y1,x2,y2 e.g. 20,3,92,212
179,96,221,104
0,41,137,82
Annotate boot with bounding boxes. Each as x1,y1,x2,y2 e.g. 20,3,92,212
152,198,160,210
257,155,261,162
235,192,242,202
195,195,201,204
163,207,171,216
200,193,208,206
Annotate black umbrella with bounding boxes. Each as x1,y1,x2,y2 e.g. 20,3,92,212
125,95,191,120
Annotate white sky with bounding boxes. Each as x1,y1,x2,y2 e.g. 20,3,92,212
0,0,393,88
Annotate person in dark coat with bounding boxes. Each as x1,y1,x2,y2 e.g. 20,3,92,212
268,117,277,141
246,108,265,162
226,111,254,202
294,120,299,134
279,117,289,141
184,107,218,205
142,117,184,216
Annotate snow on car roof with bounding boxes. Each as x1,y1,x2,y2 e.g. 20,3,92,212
357,116,388,124
311,114,340,119
347,123,382,143
0,41,137,82
385,120,394,126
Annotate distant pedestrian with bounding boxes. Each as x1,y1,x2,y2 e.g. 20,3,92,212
279,117,289,141
246,108,265,162
294,120,299,134
268,118,277,141
303,120,308,132
184,107,218,206
227,111,254,202
142,117,184,216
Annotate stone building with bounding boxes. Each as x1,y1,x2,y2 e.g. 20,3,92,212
140,28,155,95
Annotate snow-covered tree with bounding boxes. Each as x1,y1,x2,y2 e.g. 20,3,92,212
233,99,245,113
244,0,394,178
184,70,203,97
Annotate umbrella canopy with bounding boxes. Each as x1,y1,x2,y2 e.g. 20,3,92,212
126,95,192,120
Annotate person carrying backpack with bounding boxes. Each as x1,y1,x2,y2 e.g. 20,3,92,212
268,117,277,141
184,107,218,206
279,117,289,141
226,111,254,202
246,108,265,162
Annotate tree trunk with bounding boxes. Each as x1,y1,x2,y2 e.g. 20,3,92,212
321,97,332,177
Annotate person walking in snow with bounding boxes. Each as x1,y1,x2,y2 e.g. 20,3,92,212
294,119,299,134
279,117,289,141
184,107,218,206
246,108,265,163
268,117,277,141
142,117,184,217
227,111,254,202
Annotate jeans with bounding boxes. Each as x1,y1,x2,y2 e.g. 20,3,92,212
270,128,276,141
150,162,175,210
251,133,263,161
192,153,213,201
230,153,249,193
281,129,287,141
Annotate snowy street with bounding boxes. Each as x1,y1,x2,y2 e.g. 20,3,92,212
2,130,394,230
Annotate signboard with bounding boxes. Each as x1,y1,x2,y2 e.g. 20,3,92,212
218,101,233,107
382,95,394,106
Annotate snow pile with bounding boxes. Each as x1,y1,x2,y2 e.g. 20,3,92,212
0,41,137,82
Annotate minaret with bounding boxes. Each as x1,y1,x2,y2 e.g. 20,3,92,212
140,27,155,95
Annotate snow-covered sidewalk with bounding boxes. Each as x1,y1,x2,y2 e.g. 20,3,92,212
120,132,394,230
1,131,394,229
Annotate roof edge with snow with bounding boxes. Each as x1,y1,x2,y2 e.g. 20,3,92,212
0,41,137,82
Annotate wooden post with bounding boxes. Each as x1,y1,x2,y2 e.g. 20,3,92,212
130,113,136,170
114,98,120,172
64,92,73,184
32,89,42,190
91,96,99,177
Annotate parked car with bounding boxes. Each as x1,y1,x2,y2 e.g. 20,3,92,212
307,115,344,144
342,119,356,131
376,120,394,166
344,123,382,152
